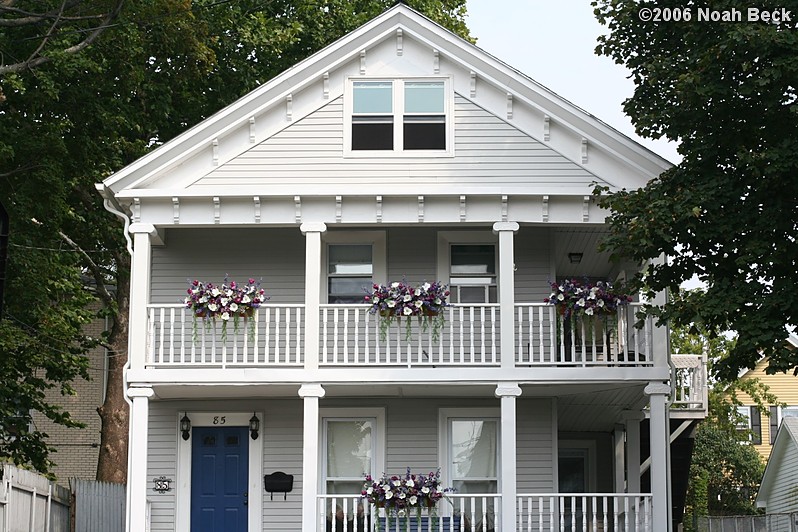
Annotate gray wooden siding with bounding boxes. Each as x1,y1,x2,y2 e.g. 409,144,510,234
514,228,553,304
767,445,798,513
385,227,438,283
150,228,306,304
193,95,601,191
146,397,554,531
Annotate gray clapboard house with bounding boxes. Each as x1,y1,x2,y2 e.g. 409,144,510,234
96,6,707,532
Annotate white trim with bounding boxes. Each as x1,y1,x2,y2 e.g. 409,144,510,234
176,411,264,532
342,76,454,158
319,407,387,493
322,231,387,303
437,407,501,492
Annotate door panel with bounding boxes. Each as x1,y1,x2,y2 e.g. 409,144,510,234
191,426,249,532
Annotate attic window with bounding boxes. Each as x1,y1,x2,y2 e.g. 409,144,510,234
349,79,450,154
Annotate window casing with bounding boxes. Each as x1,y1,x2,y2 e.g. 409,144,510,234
346,78,452,155
449,244,497,304
327,244,373,304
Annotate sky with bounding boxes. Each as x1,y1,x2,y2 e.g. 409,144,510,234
465,1,681,163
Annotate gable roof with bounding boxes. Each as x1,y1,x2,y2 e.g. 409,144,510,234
756,416,798,507
98,4,671,201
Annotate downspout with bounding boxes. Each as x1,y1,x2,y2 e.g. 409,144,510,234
96,183,134,532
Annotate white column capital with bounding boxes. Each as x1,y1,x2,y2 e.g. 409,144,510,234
492,221,519,233
495,383,522,398
300,222,327,234
298,383,326,399
127,386,155,399
128,222,156,234
644,382,671,396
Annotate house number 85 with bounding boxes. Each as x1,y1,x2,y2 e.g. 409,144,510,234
213,416,226,425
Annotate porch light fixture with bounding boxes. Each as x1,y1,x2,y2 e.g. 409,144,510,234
180,414,191,441
249,413,260,440
568,252,584,264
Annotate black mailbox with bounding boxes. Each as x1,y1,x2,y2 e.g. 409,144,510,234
263,472,294,500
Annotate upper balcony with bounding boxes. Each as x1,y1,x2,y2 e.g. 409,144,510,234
146,302,654,369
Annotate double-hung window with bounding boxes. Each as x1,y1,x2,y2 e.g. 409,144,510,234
449,244,497,304
328,244,373,304
349,79,450,154
324,418,375,494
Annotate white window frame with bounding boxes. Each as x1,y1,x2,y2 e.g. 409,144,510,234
343,77,455,158
176,411,264,532
322,231,386,304
320,407,386,494
438,408,501,496
777,405,798,423
436,231,499,304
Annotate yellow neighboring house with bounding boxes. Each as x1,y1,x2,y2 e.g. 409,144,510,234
735,333,798,461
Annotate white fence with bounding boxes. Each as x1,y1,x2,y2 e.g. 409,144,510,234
697,513,798,532
0,465,70,532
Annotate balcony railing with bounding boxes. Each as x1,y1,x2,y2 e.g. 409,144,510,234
671,354,708,411
146,304,304,367
317,493,501,532
145,303,655,369
320,304,500,367
516,493,652,531
514,303,653,366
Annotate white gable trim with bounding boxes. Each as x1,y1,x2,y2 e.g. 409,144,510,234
102,5,670,198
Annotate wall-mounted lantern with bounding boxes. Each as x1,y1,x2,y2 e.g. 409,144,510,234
568,252,584,264
180,414,192,441
249,413,260,440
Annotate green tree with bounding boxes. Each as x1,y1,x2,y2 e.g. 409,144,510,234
591,0,798,380
672,324,774,529
0,0,471,479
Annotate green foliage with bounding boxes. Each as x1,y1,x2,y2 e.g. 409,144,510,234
0,0,470,474
591,0,798,380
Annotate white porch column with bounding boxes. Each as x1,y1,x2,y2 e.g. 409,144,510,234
613,424,625,492
126,386,154,532
128,223,158,370
496,382,521,532
492,222,519,370
301,223,327,371
645,382,672,532
299,384,326,532
623,411,644,493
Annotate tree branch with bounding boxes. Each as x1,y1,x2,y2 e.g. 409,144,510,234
49,227,116,309
0,0,125,75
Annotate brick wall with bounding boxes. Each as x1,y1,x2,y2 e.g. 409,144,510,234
32,308,108,481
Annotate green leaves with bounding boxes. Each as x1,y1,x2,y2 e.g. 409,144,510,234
593,0,798,380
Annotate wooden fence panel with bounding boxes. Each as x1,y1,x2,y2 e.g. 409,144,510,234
0,464,69,532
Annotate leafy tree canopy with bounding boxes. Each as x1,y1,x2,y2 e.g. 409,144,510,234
592,0,798,380
0,0,470,476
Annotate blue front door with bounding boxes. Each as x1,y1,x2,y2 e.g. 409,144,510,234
191,426,249,532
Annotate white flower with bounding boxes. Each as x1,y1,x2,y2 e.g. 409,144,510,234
220,298,229,306
387,300,396,308
225,289,233,297
434,298,441,304
221,312,230,321
423,282,431,291
597,300,605,307
414,288,421,296
421,486,430,494
208,303,218,312
385,491,393,499
414,300,423,308
211,288,220,296
199,296,208,303
576,298,586,307
403,294,412,302
409,495,418,505
585,308,594,316
229,303,239,312
184,297,191,305
403,307,413,316
391,282,400,288
372,296,380,303
393,480,402,487
406,479,414,487
557,293,565,301
242,295,251,304
367,487,374,495
398,492,406,499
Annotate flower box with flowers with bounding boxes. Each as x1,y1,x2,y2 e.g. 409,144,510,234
362,469,453,532
365,281,450,342
544,278,632,319
184,277,267,342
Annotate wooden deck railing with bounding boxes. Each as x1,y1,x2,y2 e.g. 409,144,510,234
516,493,652,531
145,302,657,369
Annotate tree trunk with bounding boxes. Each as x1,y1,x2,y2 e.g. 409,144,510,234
96,259,131,483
